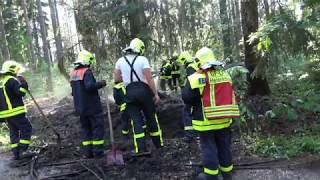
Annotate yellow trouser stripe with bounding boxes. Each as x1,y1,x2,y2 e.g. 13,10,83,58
82,141,92,146
120,103,126,111
154,114,164,146
122,130,129,135
131,120,146,153
10,143,18,148
204,168,219,175
134,133,145,139
19,87,28,93
19,139,30,144
184,126,194,131
150,131,161,136
220,165,233,173
92,140,105,145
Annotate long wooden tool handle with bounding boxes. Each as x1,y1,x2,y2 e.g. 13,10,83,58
27,90,61,141
106,89,114,146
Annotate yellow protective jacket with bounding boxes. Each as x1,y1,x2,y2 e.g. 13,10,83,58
0,75,27,119
182,69,240,131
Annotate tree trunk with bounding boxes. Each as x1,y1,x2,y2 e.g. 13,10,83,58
219,0,232,60
21,0,37,71
241,0,270,95
263,0,270,18
48,0,68,79
0,5,10,62
33,17,41,66
36,0,53,92
127,0,147,37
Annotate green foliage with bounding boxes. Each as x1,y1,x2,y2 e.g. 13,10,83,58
249,134,320,159
24,64,70,98
226,66,256,121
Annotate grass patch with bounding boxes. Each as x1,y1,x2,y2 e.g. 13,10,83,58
247,133,320,159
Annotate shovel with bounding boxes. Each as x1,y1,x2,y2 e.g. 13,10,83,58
106,91,124,166
27,90,61,144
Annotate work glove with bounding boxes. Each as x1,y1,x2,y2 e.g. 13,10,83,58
17,75,29,90
100,80,107,87
17,75,27,83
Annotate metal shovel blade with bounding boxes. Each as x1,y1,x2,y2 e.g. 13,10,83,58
106,149,124,166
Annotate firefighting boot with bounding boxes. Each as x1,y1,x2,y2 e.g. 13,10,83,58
19,150,35,159
197,173,219,180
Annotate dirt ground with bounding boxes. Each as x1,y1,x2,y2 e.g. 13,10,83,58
1,95,320,180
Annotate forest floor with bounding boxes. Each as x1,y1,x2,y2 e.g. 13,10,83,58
0,95,320,180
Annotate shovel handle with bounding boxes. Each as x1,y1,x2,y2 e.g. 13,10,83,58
27,90,61,142
105,89,114,145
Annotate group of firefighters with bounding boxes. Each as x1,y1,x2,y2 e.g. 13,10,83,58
0,37,240,180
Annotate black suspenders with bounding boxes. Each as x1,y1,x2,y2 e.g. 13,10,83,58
123,55,141,83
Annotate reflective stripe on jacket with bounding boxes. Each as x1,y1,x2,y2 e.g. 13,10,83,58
0,75,27,118
113,82,127,111
183,69,240,131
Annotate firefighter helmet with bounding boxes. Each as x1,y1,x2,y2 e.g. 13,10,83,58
177,51,192,65
74,50,96,66
1,60,25,75
123,38,145,55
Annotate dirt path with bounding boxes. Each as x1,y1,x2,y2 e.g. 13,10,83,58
0,152,32,180
235,168,320,180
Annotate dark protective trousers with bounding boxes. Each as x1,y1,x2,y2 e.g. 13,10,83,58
199,127,233,177
6,114,32,157
121,110,146,136
125,82,163,153
183,103,197,138
121,111,130,135
80,113,105,156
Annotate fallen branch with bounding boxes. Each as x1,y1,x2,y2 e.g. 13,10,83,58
95,164,107,179
30,156,39,179
80,161,103,180
42,160,80,167
39,169,88,180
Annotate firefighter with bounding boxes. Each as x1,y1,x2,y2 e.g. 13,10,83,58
113,82,147,137
159,60,172,91
0,60,33,160
114,38,163,156
70,50,106,158
170,55,181,91
177,51,199,140
113,82,130,136
182,47,240,180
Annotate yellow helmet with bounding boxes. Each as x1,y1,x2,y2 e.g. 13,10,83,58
123,38,145,55
177,51,192,65
195,47,223,68
74,50,96,66
1,60,24,75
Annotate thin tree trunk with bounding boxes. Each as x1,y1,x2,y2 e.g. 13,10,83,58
241,0,270,95
263,0,270,18
33,17,41,66
219,0,232,60
22,0,37,71
36,0,53,92
0,5,10,61
48,0,68,79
